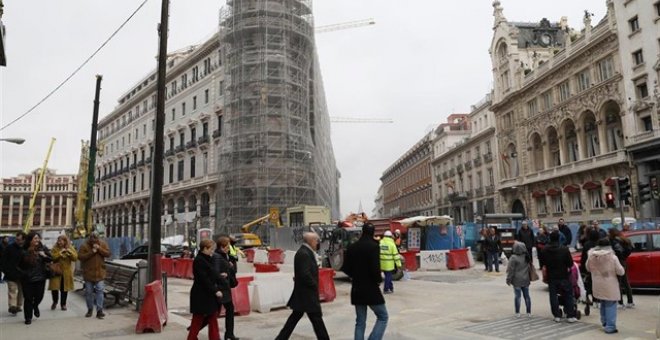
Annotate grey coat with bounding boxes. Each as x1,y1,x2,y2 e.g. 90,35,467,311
506,242,530,288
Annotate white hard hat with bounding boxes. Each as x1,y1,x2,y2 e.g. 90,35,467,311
395,229,401,234
384,231,393,237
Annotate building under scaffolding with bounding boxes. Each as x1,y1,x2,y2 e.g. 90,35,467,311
217,0,340,231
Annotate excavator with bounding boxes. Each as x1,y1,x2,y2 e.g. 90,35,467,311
232,210,282,248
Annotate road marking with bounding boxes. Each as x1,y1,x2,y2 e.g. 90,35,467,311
463,316,599,340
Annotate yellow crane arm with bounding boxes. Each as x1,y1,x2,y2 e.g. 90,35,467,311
241,214,271,233
24,138,56,233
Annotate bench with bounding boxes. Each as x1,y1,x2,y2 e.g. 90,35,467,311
102,262,138,308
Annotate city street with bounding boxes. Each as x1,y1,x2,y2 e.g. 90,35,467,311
1,263,658,339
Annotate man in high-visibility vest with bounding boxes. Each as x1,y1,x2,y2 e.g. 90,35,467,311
379,231,401,294
228,236,244,270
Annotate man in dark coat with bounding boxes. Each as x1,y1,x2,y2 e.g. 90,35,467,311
557,218,573,247
275,232,329,340
3,232,26,315
539,231,577,323
515,221,535,260
343,223,388,340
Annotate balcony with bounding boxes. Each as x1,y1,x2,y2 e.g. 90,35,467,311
212,130,221,138
175,145,185,153
628,129,660,146
137,160,145,167
198,135,210,145
129,163,137,171
165,149,175,158
473,157,482,167
483,152,493,163
485,185,495,194
448,168,455,177
186,140,198,149
523,150,627,185
456,164,464,174
448,192,468,202
442,171,448,180
464,160,473,171
475,187,484,196
145,157,152,164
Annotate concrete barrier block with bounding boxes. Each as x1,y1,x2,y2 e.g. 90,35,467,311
419,250,449,271
253,249,269,264
279,264,294,273
283,251,296,265
237,263,255,274
249,274,293,313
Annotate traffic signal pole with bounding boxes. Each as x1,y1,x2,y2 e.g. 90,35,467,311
614,177,625,228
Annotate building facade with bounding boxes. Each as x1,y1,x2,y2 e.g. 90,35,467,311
611,0,660,218
432,98,500,223
1,169,77,232
490,1,632,224
380,132,434,218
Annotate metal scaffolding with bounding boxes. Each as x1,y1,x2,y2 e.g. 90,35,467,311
217,0,339,232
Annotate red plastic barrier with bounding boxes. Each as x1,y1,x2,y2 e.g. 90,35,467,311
447,248,470,270
268,248,285,264
135,280,168,334
254,263,279,273
173,258,194,279
160,257,174,277
244,248,255,263
318,268,336,302
219,276,254,317
400,251,419,272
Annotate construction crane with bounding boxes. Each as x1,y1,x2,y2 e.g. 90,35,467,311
330,117,393,123
315,18,376,34
23,138,56,233
73,141,92,239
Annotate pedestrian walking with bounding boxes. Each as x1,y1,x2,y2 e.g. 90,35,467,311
19,231,52,325
515,221,535,261
2,231,25,315
586,238,625,334
506,241,532,318
607,228,634,308
539,231,577,323
275,232,329,340
0,236,9,283
577,223,588,250
592,220,607,239
557,218,572,247
187,239,223,340
343,223,388,340
213,236,240,340
48,234,78,311
580,228,600,306
479,227,489,271
535,226,549,268
379,231,401,293
484,227,502,272
78,231,111,319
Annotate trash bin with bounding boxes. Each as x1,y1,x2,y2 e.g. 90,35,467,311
318,268,336,302
447,248,470,270
400,251,419,272
267,248,285,264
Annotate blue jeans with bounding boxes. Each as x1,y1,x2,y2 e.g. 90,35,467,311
548,279,575,318
599,300,617,333
513,286,531,314
84,281,105,311
487,251,499,271
383,271,393,292
355,304,388,340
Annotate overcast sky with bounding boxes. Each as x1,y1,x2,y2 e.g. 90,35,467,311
0,0,605,217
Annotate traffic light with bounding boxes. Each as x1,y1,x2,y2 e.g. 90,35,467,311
605,192,615,208
618,177,631,205
639,182,652,203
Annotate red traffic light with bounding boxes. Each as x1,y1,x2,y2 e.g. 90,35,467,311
605,192,615,208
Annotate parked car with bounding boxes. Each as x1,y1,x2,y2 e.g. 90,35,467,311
121,244,168,260
572,229,660,288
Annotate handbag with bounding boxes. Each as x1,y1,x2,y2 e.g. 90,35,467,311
529,262,539,281
48,262,63,276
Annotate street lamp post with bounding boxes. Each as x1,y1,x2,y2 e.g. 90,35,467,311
0,138,25,144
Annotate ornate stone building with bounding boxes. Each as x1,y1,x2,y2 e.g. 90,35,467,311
1,169,77,232
490,1,632,224
380,132,434,218
432,97,499,223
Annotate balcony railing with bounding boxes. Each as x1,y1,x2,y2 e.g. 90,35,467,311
448,168,455,177
165,149,175,157
212,130,221,138
464,160,473,171
485,185,494,194
198,135,210,145
186,140,198,149
175,145,185,153
473,157,482,167
475,187,484,196
137,160,145,167
129,163,137,171
456,164,464,173
145,157,152,164
483,153,493,163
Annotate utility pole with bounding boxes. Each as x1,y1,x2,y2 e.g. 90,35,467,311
148,0,169,283
84,75,102,235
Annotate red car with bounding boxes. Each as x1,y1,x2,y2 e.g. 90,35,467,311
572,230,660,288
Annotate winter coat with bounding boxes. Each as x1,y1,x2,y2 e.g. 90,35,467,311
558,224,573,247
539,242,573,280
287,245,321,313
586,246,625,301
212,249,234,304
343,236,385,306
190,252,221,315
78,239,111,282
516,227,535,251
610,237,632,263
535,233,549,251
48,245,78,292
484,234,502,253
1,242,24,281
379,237,401,272
19,245,52,283
506,242,531,288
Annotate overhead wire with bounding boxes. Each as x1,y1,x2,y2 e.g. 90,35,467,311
0,0,150,132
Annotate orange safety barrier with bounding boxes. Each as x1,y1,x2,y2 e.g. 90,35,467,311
160,257,174,277
254,263,279,273
447,248,470,270
400,251,419,272
244,248,256,263
318,268,336,302
267,248,285,264
174,258,194,279
135,280,168,333
219,276,254,317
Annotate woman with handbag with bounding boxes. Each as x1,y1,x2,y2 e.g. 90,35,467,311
48,235,78,311
506,241,532,318
19,231,52,325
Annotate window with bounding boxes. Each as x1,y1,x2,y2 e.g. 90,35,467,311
140,173,145,191
553,195,564,213
204,89,209,104
577,69,591,92
541,90,553,111
527,99,538,117
132,175,136,193
182,102,186,115
656,1,660,17
168,163,174,183
653,234,660,250
190,156,196,178
143,124,146,135
171,108,175,121
219,81,224,96
193,96,197,110
177,160,184,181
487,168,494,186
632,49,644,66
485,141,491,154
203,122,209,137
191,127,196,142
569,192,583,211
636,81,649,99
628,234,649,252
192,66,199,82
504,112,513,127
217,115,223,136
597,57,614,81
590,189,605,209
536,197,547,215
203,152,208,175
629,16,640,33
558,81,570,102
476,171,483,188
171,80,178,96
642,116,653,131
501,70,510,91
169,137,174,151
179,133,185,147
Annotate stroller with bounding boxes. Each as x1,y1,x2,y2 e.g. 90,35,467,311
558,263,587,319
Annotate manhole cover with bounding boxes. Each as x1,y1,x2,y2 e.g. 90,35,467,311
463,316,598,340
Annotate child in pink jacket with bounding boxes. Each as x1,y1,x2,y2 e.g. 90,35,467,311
586,238,625,334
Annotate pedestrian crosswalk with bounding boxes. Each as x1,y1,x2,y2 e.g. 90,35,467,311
463,316,599,340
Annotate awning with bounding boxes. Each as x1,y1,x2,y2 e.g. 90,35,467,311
605,177,616,186
583,181,601,190
563,184,580,193
547,188,562,196
532,190,545,198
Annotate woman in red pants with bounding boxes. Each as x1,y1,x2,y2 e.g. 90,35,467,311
187,239,223,340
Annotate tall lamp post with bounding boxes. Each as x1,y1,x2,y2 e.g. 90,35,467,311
0,138,25,144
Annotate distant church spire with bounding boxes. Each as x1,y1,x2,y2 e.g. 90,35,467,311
358,200,364,214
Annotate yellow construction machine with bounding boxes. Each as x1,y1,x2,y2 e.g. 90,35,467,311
232,208,281,248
